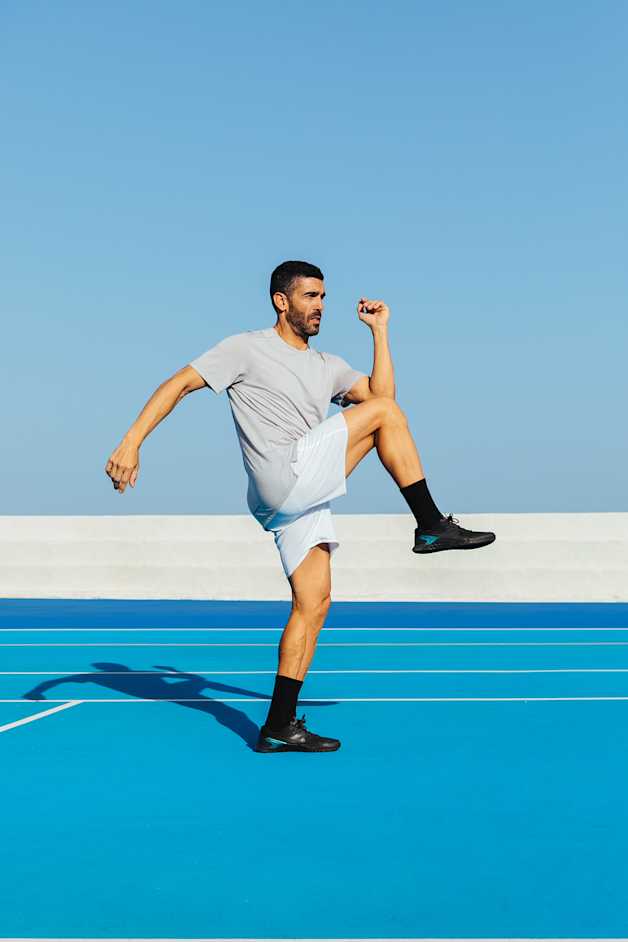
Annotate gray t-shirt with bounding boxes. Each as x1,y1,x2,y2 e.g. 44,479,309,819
189,326,366,528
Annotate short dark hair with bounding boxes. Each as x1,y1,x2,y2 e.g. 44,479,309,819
270,260,324,311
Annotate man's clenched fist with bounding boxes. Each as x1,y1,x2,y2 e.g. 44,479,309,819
357,297,390,330
105,440,140,494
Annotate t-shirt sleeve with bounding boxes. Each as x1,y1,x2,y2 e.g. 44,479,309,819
188,334,247,394
327,353,367,407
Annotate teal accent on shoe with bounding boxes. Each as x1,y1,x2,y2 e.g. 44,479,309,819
419,534,439,545
265,737,287,746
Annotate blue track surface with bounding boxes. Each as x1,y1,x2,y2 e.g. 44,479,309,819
2,600,627,938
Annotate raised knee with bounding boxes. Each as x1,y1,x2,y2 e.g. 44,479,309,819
374,396,407,425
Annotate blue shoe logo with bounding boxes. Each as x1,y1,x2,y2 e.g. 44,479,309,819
419,534,438,545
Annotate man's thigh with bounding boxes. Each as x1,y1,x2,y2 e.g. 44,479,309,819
288,542,332,606
342,398,387,448
346,430,376,477
342,398,403,476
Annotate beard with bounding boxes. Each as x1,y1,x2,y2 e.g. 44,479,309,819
286,304,320,339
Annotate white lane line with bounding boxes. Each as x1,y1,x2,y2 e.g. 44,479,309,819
1,937,621,941
0,700,82,733
2,641,628,647
2,697,628,703
2,626,627,631
4,668,628,675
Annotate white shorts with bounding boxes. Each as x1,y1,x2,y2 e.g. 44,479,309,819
265,411,349,579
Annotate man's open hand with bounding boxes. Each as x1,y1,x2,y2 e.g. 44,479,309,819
105,440,140,494
357,297,390,330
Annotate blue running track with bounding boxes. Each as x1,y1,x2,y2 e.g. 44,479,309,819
1,600,627,939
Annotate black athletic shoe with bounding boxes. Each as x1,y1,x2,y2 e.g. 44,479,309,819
413,513,496,553
254,714,341,753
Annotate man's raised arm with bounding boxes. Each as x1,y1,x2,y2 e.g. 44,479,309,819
104,365,206,494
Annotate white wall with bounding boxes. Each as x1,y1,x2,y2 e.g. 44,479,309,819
0,513,626,602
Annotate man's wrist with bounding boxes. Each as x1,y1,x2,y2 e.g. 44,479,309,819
123,428,143,448
371,322,389,337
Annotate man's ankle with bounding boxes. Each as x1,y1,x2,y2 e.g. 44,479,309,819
400,478,443,529
264,674,303,730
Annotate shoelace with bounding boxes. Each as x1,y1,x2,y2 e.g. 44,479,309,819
444,513,460,525
290,714,307,731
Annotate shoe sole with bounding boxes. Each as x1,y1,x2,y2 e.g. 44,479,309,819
254,741,341,753
413,535,496,554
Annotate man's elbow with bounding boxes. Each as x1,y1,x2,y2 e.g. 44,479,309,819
368,379,396,400
170,365,207,397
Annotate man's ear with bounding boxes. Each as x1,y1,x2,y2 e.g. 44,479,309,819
273,291,289,313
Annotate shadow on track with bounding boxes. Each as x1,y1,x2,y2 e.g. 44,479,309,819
21,663,335,750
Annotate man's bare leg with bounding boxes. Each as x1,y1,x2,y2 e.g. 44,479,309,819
255,542,340,752
343,396,424,485
279,542,331,681
342,396,496,551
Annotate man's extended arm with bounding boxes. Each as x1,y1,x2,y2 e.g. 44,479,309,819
104,364,206,494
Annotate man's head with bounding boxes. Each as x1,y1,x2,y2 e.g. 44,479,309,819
270,260,325,339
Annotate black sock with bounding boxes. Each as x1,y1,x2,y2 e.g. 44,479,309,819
264,674,303,730
400,478,443,529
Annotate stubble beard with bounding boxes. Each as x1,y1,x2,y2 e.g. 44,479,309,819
287,303,320,340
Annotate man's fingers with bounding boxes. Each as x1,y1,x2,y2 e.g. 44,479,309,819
116,468,133,492
107,460,136,491
358,297,388,313
110,462,121,488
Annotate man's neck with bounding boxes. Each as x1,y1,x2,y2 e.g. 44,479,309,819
273,321,309,351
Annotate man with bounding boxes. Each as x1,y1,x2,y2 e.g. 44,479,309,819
105,260,495,754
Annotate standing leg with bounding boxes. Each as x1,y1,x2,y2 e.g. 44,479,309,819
255,542,340,753
279,541,332,682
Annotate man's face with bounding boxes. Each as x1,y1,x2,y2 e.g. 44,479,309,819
281,277,325,338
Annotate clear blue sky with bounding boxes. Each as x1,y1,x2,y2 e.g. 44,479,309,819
2,1,626,515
